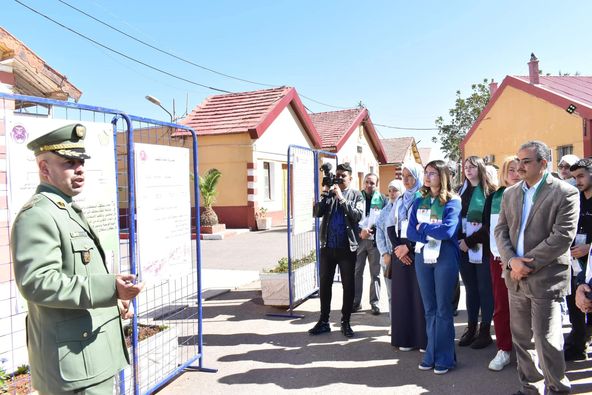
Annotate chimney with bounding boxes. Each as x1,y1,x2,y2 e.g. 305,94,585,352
528,53,540,84
489,79,498,96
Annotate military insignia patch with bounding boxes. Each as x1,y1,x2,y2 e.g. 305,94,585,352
57,201,66,208
75,125,86,138
82,250,91,264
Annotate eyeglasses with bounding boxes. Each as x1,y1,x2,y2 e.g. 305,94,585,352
425,171,439,178
558,164,571,170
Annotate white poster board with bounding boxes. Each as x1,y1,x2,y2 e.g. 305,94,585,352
134,143,191,284
6,116,120,312
292,152,314,235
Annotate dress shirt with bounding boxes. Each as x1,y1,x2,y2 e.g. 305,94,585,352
516,175,545,257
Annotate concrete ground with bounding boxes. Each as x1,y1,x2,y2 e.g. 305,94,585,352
160,227,592,394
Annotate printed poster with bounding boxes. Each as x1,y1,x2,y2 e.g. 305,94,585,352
5,116,120,312
134,142,191,283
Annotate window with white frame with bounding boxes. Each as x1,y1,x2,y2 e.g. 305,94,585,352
557,145,573,161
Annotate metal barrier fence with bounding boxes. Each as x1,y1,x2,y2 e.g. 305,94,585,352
266,145,337,318
0,93,212,395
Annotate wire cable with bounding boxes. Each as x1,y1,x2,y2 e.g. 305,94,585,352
56,0,277,88
15,0,440,131
14,0,231,93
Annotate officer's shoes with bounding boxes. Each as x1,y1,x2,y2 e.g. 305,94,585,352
341,320,354,338
308,320,331,335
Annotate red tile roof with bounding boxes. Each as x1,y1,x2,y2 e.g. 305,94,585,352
380,137,415,164
514,75,592,109
309,108,387,163
177,86,322,146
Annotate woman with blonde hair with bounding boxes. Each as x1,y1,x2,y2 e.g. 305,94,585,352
483,156,521,370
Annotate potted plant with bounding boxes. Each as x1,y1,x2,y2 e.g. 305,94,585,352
260,250,317,306
255,207,272,231
199,168,225,234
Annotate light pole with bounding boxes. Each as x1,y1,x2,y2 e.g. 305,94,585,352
145,95,174,123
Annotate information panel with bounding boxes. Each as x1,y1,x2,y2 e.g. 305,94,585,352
6,116,120,312
134,143,191,283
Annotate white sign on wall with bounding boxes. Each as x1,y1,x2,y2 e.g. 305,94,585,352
292,152,314,235
134,143,191,284
6,116,120,312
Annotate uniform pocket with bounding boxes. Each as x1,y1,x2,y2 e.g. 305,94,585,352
56,316,113,382
70,237,95,269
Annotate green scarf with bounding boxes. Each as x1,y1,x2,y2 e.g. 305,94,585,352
467,184,486,223
491,187,505,215
418,195,445,221
364,190,385,210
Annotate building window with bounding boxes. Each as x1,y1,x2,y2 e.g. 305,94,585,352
263,162,272,200
557,145,573,160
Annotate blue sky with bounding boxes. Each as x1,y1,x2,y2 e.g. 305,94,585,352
3,0,592,157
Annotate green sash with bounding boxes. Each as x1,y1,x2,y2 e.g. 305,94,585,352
491,187,505,215
364,190,385,209
466,184,486,223
418,195,445,221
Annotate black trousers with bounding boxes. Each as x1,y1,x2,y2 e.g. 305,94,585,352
319,247,356,322
566,276,592,351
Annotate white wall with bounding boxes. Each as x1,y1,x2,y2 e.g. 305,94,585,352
253,105,314,213
336,125,380,190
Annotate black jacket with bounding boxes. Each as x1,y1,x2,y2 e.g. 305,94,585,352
314,188,364,251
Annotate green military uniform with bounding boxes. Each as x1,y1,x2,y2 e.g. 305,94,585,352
11,124,128,394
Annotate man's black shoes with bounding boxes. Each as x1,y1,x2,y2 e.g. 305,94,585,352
341,321,354,338
371,305,380,315
308,320,331,335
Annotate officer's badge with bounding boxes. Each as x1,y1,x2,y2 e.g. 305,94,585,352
82,250,91,264
57,201,65,208
75,125,86,138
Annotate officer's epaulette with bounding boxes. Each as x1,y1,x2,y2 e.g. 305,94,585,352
39,192,68,210
19,194,43,212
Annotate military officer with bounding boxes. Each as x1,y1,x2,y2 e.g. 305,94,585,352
11,123,144,394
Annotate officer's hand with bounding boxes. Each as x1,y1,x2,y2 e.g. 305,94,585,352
118,299,134,320
576,284,592,313
571,244,590,259
116,274,144,300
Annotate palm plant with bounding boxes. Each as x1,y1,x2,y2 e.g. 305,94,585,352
198,168,222,226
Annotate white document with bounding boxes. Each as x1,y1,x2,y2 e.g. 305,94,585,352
415,208,441,263
489,214,500,259
466,222,483,264
572,234,587,276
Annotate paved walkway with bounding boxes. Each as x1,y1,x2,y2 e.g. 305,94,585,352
159,228,592,394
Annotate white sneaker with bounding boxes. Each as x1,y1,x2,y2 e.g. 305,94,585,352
488,350,511,371
399,347,414,351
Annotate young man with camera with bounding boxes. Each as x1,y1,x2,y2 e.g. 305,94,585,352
309,162,364,338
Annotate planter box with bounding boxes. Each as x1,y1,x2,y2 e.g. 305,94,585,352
200,224,226,234
118,325,178,394
260,262,317,306
256,217,272,231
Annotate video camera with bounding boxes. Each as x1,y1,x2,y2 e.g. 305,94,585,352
320,162,344,188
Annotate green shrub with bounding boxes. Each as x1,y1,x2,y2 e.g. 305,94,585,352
267,250,316,273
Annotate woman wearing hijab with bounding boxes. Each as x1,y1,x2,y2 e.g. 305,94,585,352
558,154,579,186
387,162,427,352
376,179,405,320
